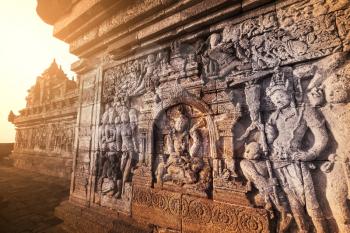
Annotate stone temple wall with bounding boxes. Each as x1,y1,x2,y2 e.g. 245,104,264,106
9,60,78,179
37,0,350,232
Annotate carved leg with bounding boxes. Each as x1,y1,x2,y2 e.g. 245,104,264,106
285,192,309,233
274,198,292,233
326,163,350,232
114,180,122,199
302,165,328,233
156,162,166,185
120,152,128,173
122,153,132,194
343,161,350,199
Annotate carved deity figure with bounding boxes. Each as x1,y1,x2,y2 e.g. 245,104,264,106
97,102,140,199
133,54,158,96
205,33,249,79
98,107,117,196
308,62,350,233
157,106,204,186
265,70,329,233
240,142,292,233
120,109,138,194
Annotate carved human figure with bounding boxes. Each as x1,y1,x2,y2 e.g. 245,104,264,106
96,122,105,178
113,115,123,198
120,109,136,194
265,70,329,233
157,106,204,186
308,65,350,232
133,54,158,96
206,33,248,78
240,142,292,233
158,50,173,76
97,107,114,195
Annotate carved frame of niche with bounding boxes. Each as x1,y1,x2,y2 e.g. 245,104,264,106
142,87,219,198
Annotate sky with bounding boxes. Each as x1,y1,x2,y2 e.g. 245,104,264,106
0,1,77,143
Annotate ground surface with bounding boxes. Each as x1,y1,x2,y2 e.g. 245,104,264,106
0,165,69,233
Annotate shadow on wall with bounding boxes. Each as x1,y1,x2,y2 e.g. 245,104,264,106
0,143,14,160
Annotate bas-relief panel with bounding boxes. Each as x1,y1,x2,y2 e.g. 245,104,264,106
14,122,75,154
75,1,350,232
71,72,98,202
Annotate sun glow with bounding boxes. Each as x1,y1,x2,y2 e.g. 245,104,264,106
0,1,77,143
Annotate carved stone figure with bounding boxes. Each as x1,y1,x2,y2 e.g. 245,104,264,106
240,142,292,233
265,69,329,233
155,105,209,196
120,109,137,194
307,58,350,232
203,32,250,79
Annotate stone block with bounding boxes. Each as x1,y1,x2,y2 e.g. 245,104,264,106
132,187,182,231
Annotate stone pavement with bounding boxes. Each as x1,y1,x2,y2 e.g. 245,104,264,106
0,165,69,233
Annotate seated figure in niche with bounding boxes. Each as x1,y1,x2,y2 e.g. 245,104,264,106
157,106,204,186
240,142,292,233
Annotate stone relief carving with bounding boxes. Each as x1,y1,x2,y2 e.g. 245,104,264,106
154,104,211,197
14,122,75,153
96,2,350,230
233,53,350,233
95,97,140,207
305,52,350,233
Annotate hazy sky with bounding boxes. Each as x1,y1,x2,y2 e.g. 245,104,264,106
0,1,77,143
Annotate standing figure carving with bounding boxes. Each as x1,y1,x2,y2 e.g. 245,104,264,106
96,103,139,199
307,57,350,233
239,80,292,233
240,142,292,233
120,109,138,194
265,69,328,233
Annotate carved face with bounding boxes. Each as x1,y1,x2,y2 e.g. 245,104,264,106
147,54,156,64
324,80,349,104
270,89,291,109
307,87,325,107
209,33,221,48
121,111,130,123
114,116,121,125
244,142,260,160
174,113,189,133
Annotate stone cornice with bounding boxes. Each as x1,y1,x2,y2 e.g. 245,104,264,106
37,0,274,57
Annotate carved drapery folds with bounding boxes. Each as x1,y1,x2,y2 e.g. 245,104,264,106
91,1,350,232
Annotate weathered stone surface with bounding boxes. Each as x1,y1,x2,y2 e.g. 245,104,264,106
31,0,350,232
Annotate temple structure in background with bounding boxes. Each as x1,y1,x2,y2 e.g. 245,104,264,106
5,0,347,232
9,60,78,178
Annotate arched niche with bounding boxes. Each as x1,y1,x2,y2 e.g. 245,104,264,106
146,94,218,197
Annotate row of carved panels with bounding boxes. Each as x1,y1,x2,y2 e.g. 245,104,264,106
68,0,350,58
132,186,270,233
14,123,75,153
101,6,349,108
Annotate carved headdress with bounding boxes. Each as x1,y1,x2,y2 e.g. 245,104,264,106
266,68,290,97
